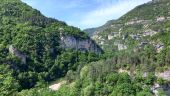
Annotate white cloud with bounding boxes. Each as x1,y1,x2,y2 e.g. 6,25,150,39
22,0,152,29
77,0,151,29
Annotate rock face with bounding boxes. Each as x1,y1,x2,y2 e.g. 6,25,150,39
60,35,103,54
156,17,165,22
118,44,127,50
9,45,26,64
125,20,151,25
108,35,114,40
143,29,158,36
155,69,170,80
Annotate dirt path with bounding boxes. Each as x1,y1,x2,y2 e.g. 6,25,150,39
49,81,66,91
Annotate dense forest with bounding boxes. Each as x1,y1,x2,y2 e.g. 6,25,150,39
1,0,170,96
0,0,101,95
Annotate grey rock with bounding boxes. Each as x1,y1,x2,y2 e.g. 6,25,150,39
118,44,127,50
9,45,26,64
60,35,103,54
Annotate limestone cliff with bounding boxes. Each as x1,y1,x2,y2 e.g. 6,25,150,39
60,34,103,54
9,45,26,64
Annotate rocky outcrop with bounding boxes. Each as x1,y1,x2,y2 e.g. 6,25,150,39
107,32,119,40
60,34,103,54
118,44,127,50
125,20,151,25
156,16,166,22
155,69,170,80
9,45,26,64
143,29,158,36
108,35,114,40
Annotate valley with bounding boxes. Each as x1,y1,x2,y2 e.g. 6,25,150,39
1,0,170,96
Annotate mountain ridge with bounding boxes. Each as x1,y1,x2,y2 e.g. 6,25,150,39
0,0,102,93
84,0,170,52
1,0,170,96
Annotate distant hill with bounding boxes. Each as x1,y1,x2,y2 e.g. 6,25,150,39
83,28,97,36
84,0,170,52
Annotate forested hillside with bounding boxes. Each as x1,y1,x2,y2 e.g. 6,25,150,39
0,0,102,95
83,0,170,95
84,0,170,70
1,0,170,96
18,0,170,95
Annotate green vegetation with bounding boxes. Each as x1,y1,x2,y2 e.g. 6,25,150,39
0,0,100,95
82,0,170,95
1,0,170,96
16,60,159,96
120,0,170,22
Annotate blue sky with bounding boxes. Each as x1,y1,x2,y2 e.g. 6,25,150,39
21,0,151,29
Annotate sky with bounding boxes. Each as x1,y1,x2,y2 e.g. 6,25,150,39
21,0,151,29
